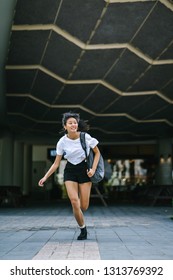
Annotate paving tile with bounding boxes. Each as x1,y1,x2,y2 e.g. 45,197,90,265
0,204,173,260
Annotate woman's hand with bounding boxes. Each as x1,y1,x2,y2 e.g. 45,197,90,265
87,168,95,178
38,155,62,187
38,176,47,187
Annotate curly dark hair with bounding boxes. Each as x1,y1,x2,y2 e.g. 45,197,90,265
62,112,80,126
60,111,89,134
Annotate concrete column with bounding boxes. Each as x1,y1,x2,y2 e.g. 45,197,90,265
0,1,17,187
0,131,14,185
13,141,24,188
155,138,172,185
0,0,17,127
23,144,32,195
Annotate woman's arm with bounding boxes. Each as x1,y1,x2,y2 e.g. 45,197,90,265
87,146,100,178
38,154,62,186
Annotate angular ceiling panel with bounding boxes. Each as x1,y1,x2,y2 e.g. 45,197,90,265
129,95,170,119
56,0,105,42
6,96,27,113
6,69,36,93
19,98,48,120
132,2,173,59
91,116,134,131
91,2,155,44
9,117,34,131
4,0,173,144
130,64,173,92
40,108,64,122
83,85,119,113
14,0,62,24
162,80,173,100
42,32,81,78
132,122,173,138
103,95,152,114
31,71,63,104
149,104,173,122
105,50,148,91
56,84,96,105
159,43,173,60
72,49,122,80
8,31,50,65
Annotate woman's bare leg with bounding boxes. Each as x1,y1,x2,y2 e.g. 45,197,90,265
79,182,92,211
65,181,84,226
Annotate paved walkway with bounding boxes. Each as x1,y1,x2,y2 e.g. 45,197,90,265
0,203,173,260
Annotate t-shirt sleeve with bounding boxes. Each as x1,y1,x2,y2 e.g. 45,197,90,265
85,133,99,149
56,137,64,155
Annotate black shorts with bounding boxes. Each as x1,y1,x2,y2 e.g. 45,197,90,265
64,160,91,183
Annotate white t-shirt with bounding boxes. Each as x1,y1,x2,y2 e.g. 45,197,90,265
56,133,98,165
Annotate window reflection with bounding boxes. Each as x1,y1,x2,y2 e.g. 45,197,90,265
105,158,155,189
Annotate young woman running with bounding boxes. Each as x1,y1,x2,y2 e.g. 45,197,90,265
38,112,100,240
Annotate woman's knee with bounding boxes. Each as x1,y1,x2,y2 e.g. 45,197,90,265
70,197,80,209
81,201,89,211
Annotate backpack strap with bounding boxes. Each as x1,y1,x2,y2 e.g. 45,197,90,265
80,132,87,158
80,132,90,169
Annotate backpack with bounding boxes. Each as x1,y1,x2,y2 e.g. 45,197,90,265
80,132,105,184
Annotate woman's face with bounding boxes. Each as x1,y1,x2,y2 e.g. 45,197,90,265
64,117,78,133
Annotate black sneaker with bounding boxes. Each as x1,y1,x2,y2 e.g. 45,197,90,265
77,226,87,240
